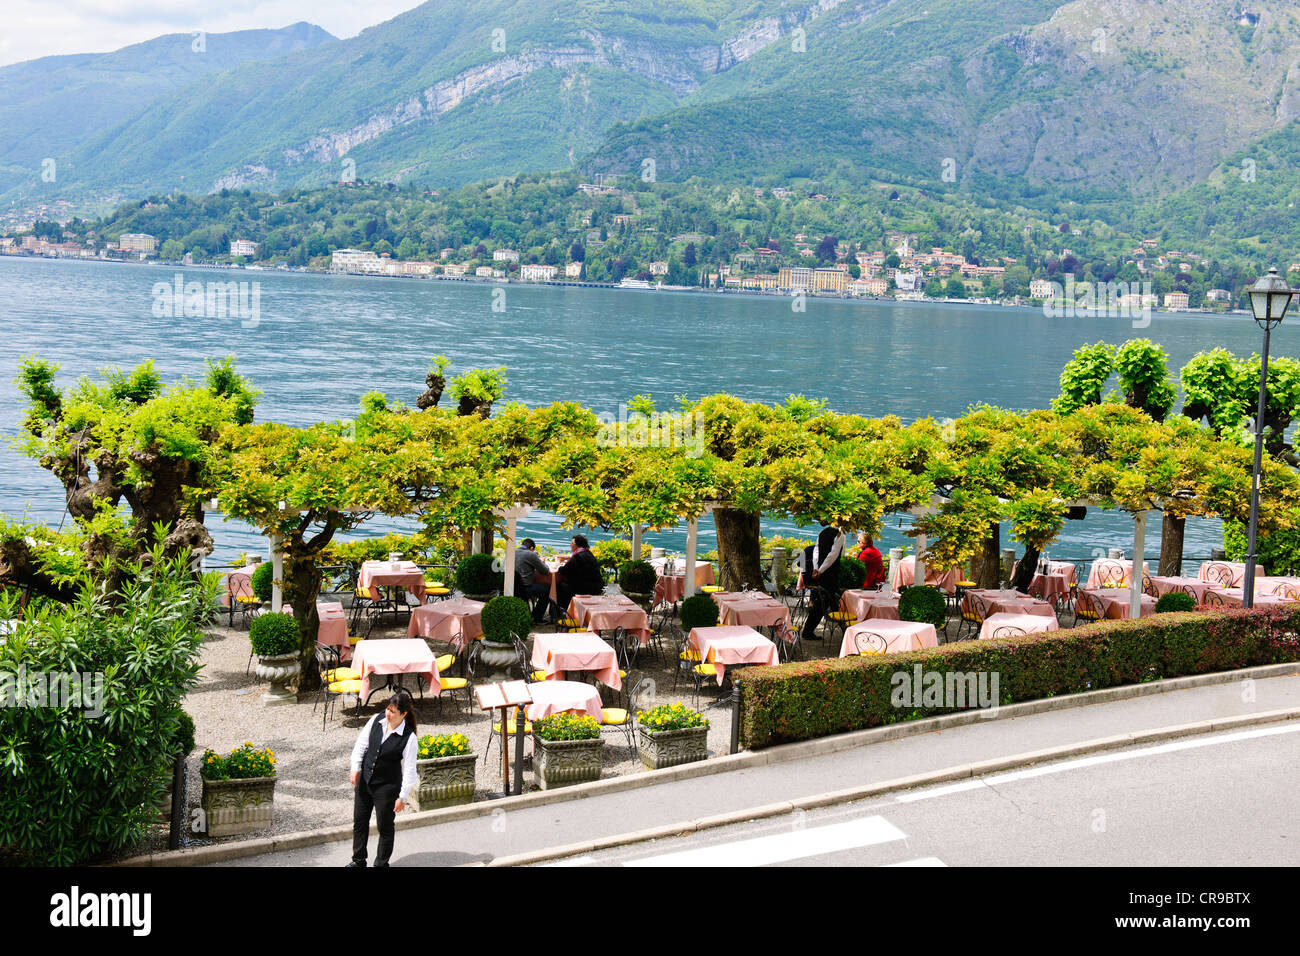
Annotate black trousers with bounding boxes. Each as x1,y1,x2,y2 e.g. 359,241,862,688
525,582,553,622
802,586,840,642
352,779,399,865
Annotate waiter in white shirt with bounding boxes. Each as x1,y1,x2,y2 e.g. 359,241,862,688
347,690,418,867
801,521,845,643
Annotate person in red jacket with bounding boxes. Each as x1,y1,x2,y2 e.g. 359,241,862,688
856,533,886,589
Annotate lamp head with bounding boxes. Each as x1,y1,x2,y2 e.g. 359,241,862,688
1248,268,1292,330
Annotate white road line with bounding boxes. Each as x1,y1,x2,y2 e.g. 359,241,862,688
896,722,1300,804
623,815,906,867
543,855,597,866
886,857,947,866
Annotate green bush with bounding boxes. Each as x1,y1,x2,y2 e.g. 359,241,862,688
1224,519,1300,575
249,612,299,656
533,712,601,741
0,548,214,865
736,606,1300,749
899,585,947,627
481,595,532,644
169,708,196,757
838,556,867,591
680,593,720,631
619,560,657,595
250,561,273,602
1155,592,1197,613
456,553,501,595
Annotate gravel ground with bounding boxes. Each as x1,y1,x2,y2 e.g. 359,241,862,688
136,593,1071,855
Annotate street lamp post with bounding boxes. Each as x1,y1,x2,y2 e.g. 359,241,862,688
1243,268,1294,608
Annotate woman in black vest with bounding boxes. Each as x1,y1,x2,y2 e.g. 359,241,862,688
801,521,845,643
348,691,418,867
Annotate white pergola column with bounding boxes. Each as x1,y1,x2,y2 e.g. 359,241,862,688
270,533,284,613
497,504,532,598
471,529,482,554
631,524,642,562
1130,510,1148,619
914,531,928,588
684,518,698,598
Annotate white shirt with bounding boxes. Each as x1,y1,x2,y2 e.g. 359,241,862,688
813,531,845,577
350,714,418,803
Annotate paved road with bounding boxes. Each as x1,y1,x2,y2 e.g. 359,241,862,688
555,723,1300,867
216,672,1300,867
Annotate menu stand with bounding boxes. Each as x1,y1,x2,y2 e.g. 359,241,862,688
474,680,533,798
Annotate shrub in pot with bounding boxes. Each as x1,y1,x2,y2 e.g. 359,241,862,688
680,593,719,632
248,612,301,705
532,712,604,790
199,743,276,836
637,703,710,770
1155,591,1197,613
250,561,273,603
619,560,657,600
898,585,947,628
838,555,868,591
412,732,476,810
456,553,502,598
481,595,532,644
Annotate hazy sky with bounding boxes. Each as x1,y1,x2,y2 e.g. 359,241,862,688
0,0,424,67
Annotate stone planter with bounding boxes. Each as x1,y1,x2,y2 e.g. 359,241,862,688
411,753,477,810
478,641,519,682
532,736,604,790
253,652,301,706
638,725,709,770
200,776,276,836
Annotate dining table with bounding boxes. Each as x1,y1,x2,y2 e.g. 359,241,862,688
649,559,716,605
1085,559,1150,589
889,556,960,594
1197,561,1254,587
1148,576,1220,602
316,600,352,661
839,588,901,621
687,625,779,684
350,638,439,700
567,594,651,644
979,612,1059,640
1079,587,1156,619
964,589,1055,618
838,619,938,657
709,591,793,640
406,596,484,651
530,631,622,689
523,680,606,722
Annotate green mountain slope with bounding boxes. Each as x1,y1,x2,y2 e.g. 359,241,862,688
0,23,335,191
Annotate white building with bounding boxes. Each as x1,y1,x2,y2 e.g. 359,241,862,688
493,249,519,262
330,248,382,273
230,239,258,258
520,263,558,281
565,261,583,279
118,233,157,254
895,271,921,293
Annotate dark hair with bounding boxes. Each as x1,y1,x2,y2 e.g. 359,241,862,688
385,690,417,734
572,534,589,549
521,538,536,549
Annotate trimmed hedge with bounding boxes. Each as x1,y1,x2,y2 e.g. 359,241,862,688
618,559,657,595
736,607,1300,749
481,595,532,644
1155,591,1196,613
456,553,501,595
681,593,719,631
838,556,867,591
249,612,299,656
899,585,946,628
250,561,273,602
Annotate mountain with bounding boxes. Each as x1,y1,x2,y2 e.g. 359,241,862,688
5,0,1300,224
0,23,336,195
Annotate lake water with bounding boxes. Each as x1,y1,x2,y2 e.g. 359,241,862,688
1,256,1292,568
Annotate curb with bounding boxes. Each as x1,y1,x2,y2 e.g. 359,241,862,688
117,661,1299,866
486,706,1300,866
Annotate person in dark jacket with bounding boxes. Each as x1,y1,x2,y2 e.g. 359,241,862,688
555,534,604,610
801,521,845,643
348,691,417,867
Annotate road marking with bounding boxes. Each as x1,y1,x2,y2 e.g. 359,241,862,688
623,815,905,867
896,722,1300,803
886,857,947,866
543,855,597,866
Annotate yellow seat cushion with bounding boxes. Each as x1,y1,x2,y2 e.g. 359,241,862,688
693,663,717,677
324,667,361,681
858,649,883,657
435,654,455,672
439,677,468,690
530,670,549,682
827,612,855,622
601,708,629,725
679,649,702,662
492,721,534,735
558,618,581,628
426,587,451,595
700,586,723,593
957,580,976,587
328,679,362,693
235,595,261,604
348,635,365,646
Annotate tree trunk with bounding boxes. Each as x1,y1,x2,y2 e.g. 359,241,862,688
713,507,763,591
284,513,340,691
1159,512,1185,577
972,524,1001,588
1011,545,1039,593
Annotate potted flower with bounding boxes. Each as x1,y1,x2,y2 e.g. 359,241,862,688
249,612,301,706
532,712,604,790
199,742,276,836
456,552,502,601
618,559,657,609
637,702,710,770
411,732,476,810
477,595,532,681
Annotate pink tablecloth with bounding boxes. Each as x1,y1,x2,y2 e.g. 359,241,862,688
1080,588,1156,620
1149,576,1217,602
838,619,938,657
1029,573,1072,601
351,638,439,699
1210,590,1291,609
524,680,605,722
840,589,901,620
889,556,960,594
652,563,716,605
688,625,779,684
985,596,1054,617
531,631,621,689
1086,559,1149,589
710,592,793,640
220,564,261,606
358,561,427,601
317,602,352,661
567,595,651,644
406,597,484,650
979,612,1059,640
1255,577,1300,599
